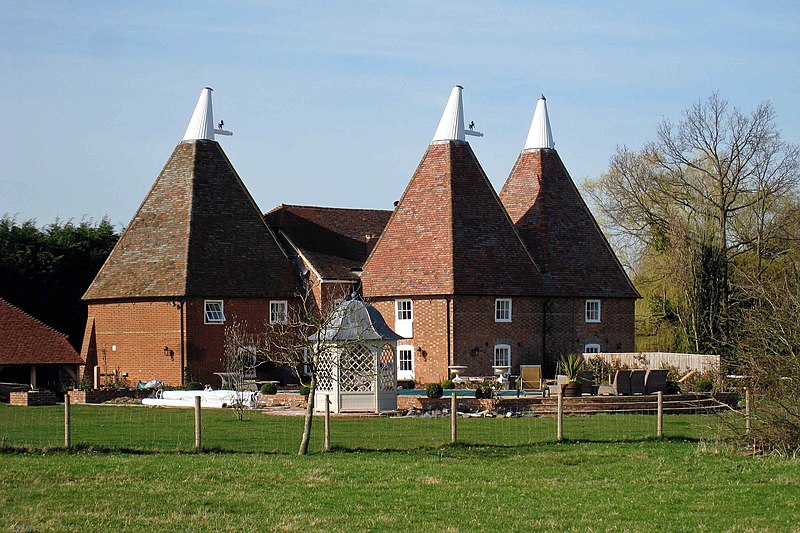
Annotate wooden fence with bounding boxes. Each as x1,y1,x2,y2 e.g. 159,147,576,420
582,352,720,373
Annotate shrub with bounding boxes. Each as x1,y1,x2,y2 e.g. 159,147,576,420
405,379,416,390
695,378,713,392
184,381,204,391
260,382,278,395
299,385,311,396
474,386,485,399
441,379,454,390
426,383,443,399
474,382,493,399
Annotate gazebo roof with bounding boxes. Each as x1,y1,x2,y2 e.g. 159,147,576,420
311,297,402,342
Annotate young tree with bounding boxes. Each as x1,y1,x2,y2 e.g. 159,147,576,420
224,285,380,455
222,319,260,422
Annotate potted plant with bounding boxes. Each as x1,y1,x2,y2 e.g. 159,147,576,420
559,354,586,397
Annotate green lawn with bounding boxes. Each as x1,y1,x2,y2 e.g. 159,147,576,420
2,404,797,532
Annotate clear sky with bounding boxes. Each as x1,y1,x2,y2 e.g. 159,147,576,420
2,1,799,228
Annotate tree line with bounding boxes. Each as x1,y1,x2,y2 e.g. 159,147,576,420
585,93,800,452
0,216,119,351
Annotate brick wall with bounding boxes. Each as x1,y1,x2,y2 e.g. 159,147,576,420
452,295,544,376
85,301,184,386
10,390,57,406
370,296,452,386
544,297,635,374
85,297,298,387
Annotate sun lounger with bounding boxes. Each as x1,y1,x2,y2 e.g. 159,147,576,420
518,365,542,391
645,369,668,394
630,369,647,395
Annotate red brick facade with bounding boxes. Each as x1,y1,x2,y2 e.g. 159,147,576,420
84,297,300,386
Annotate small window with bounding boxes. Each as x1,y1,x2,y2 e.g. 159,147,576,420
395,299,413,321
585,300,601,323
397,346,414,380
493,344,511,367
270,301,288,324
584,343,601,354
495,298,512,322
204,300,225,324
394,299,413,338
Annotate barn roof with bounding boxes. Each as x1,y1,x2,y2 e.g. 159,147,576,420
264,204,392,281
500,97,639,299
0,298,83,365
362,86,544,297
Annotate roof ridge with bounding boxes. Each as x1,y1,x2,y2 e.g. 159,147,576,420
0,297,68,339
277,204,393,213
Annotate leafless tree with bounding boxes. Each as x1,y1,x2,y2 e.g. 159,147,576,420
222,319,260,422
585,94,800,356
225,284,378,455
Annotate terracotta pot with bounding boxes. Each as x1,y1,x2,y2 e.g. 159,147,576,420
563,382,582,397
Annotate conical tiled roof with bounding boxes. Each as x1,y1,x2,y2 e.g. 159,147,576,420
84,140,297,300
500,140,638,298
362,140,544,297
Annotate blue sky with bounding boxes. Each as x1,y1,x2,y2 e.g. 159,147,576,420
2,1,799,227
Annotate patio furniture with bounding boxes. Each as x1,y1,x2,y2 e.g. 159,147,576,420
579,371,596,395
645,369,668,394
548,375,569,396
518,365,542,391
630,369,647,395
598,369,632,395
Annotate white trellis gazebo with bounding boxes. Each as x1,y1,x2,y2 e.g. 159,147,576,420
310,297,402,413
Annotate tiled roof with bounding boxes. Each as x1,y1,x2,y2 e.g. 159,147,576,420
264,205,392,280
84,140,297,300
500,148,639,299
0,298,83,365
362,141,545,297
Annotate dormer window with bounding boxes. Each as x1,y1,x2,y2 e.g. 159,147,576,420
585,300,601,323
204,300,225,324
495,298,512,322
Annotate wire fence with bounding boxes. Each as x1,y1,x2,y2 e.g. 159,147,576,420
0,391,749,454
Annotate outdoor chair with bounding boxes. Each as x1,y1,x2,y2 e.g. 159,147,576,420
599,369,632,395
629,369,647,395
518,365,542,392
579,371,596,395
645,369,668,394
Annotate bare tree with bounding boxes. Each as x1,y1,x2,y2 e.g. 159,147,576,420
585,94,800,357
222,319,260,421
225,284,380,455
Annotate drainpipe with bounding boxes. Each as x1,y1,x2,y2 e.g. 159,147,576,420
446,296,452,368
171,300,186,385
542,299,549,376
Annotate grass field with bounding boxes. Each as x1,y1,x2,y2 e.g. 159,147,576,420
2,404,798,531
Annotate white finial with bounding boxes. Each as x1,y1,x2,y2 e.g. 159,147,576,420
523,94,555,150
183,87,215,141
432,85,465,142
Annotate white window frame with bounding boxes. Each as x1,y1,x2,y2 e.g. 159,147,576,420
584,343,601,354
493,344,511,368
269,300,288,324
394,299,413,338
397,345,414,381
585,299,601,323
495,298,512,322
204,300,225,324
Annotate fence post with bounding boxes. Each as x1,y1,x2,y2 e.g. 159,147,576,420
93,366,100,390
657,391,663,438
324,394,331,452
64,391,71,448
557,392,564,442
194,395,202,451
745,387,751,435
451,393,458,444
